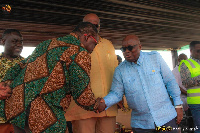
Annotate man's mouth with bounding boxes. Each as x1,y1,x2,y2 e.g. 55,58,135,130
125,54,131,58
14,48,22,52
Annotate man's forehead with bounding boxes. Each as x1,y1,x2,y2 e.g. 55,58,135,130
123,38,138,45
195,44,200,48
5,32,20,37
85,18,99,24
7,33,22,38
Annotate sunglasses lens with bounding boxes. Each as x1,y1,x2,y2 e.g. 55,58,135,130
127,46,134,51
93,24,98,28
120,47,125,52
120,46,135,52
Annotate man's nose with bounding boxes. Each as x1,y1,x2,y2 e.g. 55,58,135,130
125,48,130,52
16,41,23,47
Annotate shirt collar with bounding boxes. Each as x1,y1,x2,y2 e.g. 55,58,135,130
136,51,143,66
0,52,24,60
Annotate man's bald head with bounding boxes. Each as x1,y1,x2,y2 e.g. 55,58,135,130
83,13,100,32
123,35,140,45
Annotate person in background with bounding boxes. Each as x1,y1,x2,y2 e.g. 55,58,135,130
98,34,183,133
0,22,100,133
117,55,122,65
0,29,24,133
172,53,188,111
65,13,118,133
179,41,200,133
172,54,195,132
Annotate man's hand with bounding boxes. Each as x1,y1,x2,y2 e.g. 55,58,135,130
0,82,12,100
175,108,183,124
96,98,106,113
117,100,124,109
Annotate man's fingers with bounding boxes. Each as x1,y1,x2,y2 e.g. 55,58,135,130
100,98,105,103
4,88,12,94
176,116,183,124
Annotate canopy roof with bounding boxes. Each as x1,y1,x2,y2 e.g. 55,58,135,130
1,0,200,50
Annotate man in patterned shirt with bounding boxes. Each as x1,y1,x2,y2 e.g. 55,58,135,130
0,29,24,133
179,41,200,133
0,29,24,82
0,22,100,133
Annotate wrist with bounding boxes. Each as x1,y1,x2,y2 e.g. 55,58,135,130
175,104,183,109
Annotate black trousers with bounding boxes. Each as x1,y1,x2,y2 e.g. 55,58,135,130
132,118,178,133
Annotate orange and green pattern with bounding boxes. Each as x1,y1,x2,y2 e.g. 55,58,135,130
0,34,98,133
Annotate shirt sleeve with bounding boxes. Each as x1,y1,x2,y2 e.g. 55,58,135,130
68,51,98,111
158,53,182,106
104,67,124,109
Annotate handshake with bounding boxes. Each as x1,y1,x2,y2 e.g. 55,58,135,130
95,97,107,113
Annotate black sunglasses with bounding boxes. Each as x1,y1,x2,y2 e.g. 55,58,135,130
120,45,137,52
94,24,100,28
196,50,200,53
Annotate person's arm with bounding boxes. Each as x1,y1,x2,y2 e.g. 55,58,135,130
69,50,98,111
158,53,182,105
158,53,183,124
179,86,187,94
103,67,124,110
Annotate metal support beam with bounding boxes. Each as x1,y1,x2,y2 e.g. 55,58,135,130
171,49,178,69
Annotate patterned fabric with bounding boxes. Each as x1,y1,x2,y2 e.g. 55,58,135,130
180,57,200,88
64,36,118,121
0,53,24,82
0,33,98,133
104,51,182,129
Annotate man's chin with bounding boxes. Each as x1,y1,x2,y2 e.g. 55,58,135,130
12,53,21,58
125,58,133,62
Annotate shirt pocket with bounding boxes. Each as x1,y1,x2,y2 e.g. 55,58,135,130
145,70,162,86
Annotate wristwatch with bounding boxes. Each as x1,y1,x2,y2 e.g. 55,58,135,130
175,104,183,109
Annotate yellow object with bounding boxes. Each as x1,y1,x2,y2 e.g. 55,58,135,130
179,58,200,104
65,36,118,121
179,59,200,78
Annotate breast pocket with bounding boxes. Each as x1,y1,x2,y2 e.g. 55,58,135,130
145,70,162,86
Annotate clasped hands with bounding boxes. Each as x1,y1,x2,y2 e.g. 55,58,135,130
0,82,12,100
95,97,107,113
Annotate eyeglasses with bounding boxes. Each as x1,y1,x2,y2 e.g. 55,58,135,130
94,24,100,28
120,45,137,52
84,34,98,44
196,50,200,53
